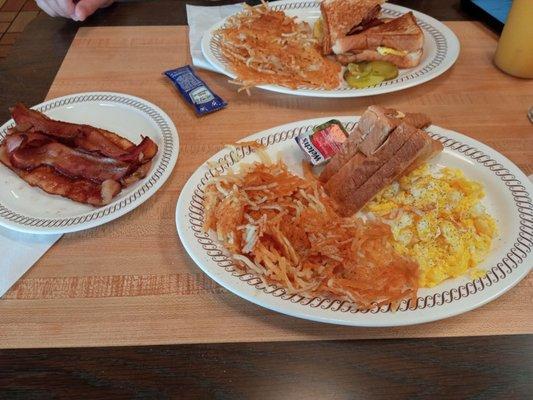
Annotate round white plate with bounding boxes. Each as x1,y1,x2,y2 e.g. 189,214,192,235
176,117,532,327
201,0,460,98
0,92,179,234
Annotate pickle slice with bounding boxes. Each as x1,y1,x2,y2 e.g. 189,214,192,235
346,62,372,77
344,60,399,88
368,61,399,80
344,71,385,89
313,18,323,41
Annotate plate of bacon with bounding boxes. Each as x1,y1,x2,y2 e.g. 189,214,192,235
0,92,179,234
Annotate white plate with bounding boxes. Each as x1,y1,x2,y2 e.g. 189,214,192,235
0,92,179,234
176,117,533,327
201,0,460,98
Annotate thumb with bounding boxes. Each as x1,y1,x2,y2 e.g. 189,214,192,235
73,0,112,21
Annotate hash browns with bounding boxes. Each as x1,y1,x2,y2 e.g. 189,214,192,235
216,2,341,91
203,157,419,308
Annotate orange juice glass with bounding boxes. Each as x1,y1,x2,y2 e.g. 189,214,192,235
494,0,533,78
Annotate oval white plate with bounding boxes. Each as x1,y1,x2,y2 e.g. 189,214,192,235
176,117,532,327
201,0,460,98
0,92,179,234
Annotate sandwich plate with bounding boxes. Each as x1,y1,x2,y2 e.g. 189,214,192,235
176,117,532,327
201,0,460,98
0,92,179,234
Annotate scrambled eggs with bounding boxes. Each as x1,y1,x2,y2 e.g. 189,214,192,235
376,46,408,57
366,164,497,287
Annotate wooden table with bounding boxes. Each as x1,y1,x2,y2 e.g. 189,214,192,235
0,1,531,398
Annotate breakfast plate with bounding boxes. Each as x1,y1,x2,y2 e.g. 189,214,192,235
0,92,179,234
176,117,532,327
201,0,460,98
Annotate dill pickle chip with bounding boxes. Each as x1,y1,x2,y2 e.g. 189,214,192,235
346,62,372,77
344,72,385,89
368,61,399,80
313,18,323,41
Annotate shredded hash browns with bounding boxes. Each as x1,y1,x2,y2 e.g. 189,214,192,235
216,2,341,91
203,157,419,308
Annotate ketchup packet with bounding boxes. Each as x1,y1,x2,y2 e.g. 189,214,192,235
295,120,349,166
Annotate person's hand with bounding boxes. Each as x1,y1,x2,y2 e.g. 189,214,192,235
36,0,114,21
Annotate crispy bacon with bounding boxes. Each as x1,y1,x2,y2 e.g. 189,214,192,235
0,146,121,206
11,104,81,138
118,136,159,163
0,103,160,206
10,141,131,184
73,130,130,159
346,5,384,35
347,17,384,34
5,132,26,153
10,103,158,161
120,160,152,187
5,132,52,153
11,103,129,158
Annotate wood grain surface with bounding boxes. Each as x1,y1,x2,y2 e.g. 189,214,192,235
0,23,532,348
2,335,532,399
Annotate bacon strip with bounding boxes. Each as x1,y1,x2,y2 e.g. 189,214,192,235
73,130,130,159
11,104,81,138
346,5,384,35
0,146,121,206
0,103,160,206
118,136,159,163
5,131,52,153
11,103,129,158
10,103,158,162
347,17,384,35
10,141,131,184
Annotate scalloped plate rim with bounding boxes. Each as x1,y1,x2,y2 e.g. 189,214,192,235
201,0,461,98
176,116,532,327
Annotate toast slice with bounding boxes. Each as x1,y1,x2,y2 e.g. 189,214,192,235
321,0,385,55
329,127,442,216
324,122,417,208
319,106,430,183
332,12,424,55
357,105,430,156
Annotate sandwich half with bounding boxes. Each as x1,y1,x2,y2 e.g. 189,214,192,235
333,12,424,68
321,0,385,55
